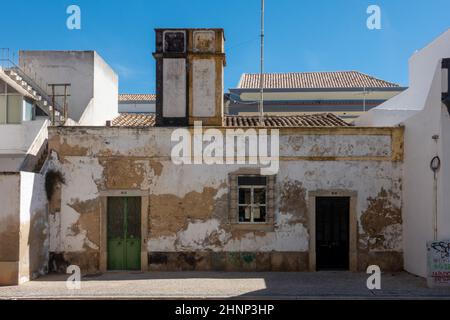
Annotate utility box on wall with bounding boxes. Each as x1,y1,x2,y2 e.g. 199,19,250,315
153,28,225,127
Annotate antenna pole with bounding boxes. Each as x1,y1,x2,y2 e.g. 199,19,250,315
259,0,265,126
363,86,366,112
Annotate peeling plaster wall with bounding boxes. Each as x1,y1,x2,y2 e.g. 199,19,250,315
47,126,403,272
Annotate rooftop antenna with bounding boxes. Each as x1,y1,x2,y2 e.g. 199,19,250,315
259,0,265,126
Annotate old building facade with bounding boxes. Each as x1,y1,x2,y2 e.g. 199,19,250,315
46,123,404,273
43,28,405,274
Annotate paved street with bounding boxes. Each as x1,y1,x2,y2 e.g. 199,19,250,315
1,271,450,300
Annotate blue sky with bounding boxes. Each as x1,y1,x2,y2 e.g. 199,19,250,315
1,0,449,93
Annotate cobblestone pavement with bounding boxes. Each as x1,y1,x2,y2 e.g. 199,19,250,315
1,271,450,300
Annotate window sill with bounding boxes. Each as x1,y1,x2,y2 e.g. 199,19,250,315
231,222,274,232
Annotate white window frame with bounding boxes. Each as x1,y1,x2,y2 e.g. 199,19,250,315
237,176,267,224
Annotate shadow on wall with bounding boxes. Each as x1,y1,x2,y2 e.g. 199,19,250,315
19,171,49,283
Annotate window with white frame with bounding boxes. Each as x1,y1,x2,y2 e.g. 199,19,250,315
237,176,267,223
0,93,22,124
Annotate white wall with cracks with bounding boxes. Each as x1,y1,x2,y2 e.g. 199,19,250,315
48,152,103,253
47,126,403,268
143,160,402,253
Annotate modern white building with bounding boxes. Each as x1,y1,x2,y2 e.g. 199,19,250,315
227,71,406,122
118,94,155,114
0,50,119,285
19,51,118,126
356,29,450,277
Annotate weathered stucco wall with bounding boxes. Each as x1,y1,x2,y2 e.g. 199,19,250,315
0,172,49,285
0,173,20,285
163,59,186,118
18,172,49,283
46,126,403,273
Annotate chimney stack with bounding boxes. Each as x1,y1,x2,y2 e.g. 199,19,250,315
153,28,225,126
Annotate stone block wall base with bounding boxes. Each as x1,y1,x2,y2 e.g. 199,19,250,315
148,252,310,272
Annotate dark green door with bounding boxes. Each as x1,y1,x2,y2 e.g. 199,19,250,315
107,197,141,270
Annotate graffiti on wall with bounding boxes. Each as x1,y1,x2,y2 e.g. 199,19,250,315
427,240,450,288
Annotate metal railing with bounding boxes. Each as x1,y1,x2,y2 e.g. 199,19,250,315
0,48,63,115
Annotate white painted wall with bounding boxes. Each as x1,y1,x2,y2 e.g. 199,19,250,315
192,59,216,117
47,127,402,258
356,29,450,277
19,51,118,126
238,90,403,103
18,172,48,283
0,119,48,171
88,52,118,125
163,59,186,117
0,119,47,155
19,51,94,123
119,102,155,113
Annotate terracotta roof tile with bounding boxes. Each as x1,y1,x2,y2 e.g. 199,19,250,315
224,113,350,127
238,71,399,89
112,113,156,127
111,113,349,128
118,94,156,102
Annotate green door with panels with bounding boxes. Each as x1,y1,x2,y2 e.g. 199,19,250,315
107,197,141,270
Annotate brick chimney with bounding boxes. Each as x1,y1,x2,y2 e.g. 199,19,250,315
153,28,225,126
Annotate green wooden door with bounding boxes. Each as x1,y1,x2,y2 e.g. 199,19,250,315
107,197,141,270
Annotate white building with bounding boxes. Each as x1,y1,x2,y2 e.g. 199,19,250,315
0,50,119,171
227,71,406,122
118,94,155,114
356,29,450,277
0,50,119,285
19,51,118,126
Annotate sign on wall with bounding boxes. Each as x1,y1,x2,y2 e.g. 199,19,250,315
427,240,450,287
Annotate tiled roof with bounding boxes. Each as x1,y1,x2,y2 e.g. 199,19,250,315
111,113,156,127
118,94,156,102
111,113,349,128
225,113,350,127
238,71,400,89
